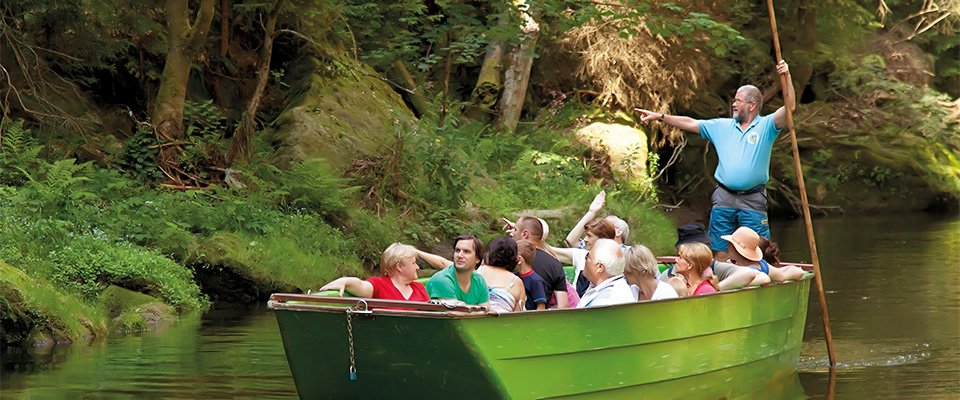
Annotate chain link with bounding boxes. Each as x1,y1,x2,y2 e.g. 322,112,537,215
346,309,357,380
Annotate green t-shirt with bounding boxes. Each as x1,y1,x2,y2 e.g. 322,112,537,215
426,265,490,305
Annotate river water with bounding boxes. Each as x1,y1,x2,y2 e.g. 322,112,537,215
1,213,957,399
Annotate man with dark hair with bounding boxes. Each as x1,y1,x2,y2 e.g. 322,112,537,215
508,216,568,308
419,234,490,307
636,60,795,260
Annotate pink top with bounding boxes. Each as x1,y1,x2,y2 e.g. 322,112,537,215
692,280,718,296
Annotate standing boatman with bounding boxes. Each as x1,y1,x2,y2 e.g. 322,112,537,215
635,60,795,261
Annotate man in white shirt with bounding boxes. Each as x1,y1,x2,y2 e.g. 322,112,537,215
578,239,635,308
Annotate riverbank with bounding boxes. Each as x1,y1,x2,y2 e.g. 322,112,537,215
3,214,956,399
0,112,681,348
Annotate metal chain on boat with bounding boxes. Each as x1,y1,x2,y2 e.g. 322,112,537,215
344,299,370,381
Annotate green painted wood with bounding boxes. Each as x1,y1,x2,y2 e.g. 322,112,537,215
274,311,508,399
270,275,812,399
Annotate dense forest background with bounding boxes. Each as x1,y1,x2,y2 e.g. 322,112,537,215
0,0,957,347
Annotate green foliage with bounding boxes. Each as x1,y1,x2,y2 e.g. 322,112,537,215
504,150,587,207
113,310,148,333
118,125,163,182
47,235,207,312
0,260,108,345
0,119,44,186
181,100,228,179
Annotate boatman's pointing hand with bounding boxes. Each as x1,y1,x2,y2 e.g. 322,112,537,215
633,108,664,125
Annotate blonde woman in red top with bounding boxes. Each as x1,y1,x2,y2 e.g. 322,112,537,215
319,243,429,302
675,243,720,296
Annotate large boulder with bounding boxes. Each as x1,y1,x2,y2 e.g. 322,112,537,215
575,122,653,194
264,57,416,168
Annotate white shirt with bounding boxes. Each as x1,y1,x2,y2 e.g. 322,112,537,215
651,280,679,300
630,280,680,301
578,275,634,308
571,248,588,286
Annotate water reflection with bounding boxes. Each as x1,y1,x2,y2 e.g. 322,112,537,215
1,305,297,399
773,213,960,399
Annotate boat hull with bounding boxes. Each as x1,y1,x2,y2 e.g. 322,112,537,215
271,276,811,399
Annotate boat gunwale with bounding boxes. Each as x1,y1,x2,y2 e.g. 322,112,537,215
267,273,813,319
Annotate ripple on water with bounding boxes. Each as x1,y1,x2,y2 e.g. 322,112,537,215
798,340,934,371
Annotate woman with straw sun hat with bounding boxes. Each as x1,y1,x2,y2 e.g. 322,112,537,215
723,227,805,282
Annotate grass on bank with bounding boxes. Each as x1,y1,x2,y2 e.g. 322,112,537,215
0,261,108,345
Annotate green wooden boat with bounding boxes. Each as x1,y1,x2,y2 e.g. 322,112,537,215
269,268,814,399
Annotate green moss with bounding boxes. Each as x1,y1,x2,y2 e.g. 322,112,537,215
100,285,160,317
263,57,416,168
113,310,148,333
199,231,364,293
0,261,107,346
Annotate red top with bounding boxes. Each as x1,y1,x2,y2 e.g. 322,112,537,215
692,280,718,296
367,275,430,302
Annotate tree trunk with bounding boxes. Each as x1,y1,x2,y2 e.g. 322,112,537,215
465,45,503,120
227,0,285,165
151,0,216,184
496,0,539,132
390,60,431,118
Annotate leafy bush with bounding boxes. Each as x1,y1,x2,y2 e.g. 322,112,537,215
47,235,208,312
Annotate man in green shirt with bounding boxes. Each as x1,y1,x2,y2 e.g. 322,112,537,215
420,234,491,307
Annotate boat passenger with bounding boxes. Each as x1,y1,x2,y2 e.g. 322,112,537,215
659,223,770,290
549,218,617,297
724,227,805,282
535,218,580,308
478,237,526,313
623,245,678,301
676,243,720,296
318,243,430,303
419,234,491,307
505,217,569,309
563,190,631,248
516,239,548,310
578,239,634,307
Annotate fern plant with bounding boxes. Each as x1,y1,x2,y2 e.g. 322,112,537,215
0,119,44,186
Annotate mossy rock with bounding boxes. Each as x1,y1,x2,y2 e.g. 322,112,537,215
264,56,416,169
113,310,148,333
99,285,160,317
0,261,107,347
575,122,652,194
111,303,175,334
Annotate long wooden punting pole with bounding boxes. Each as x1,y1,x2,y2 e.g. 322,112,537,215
765,0,837,366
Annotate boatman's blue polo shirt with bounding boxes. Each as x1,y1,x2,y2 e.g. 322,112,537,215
699,114,781,190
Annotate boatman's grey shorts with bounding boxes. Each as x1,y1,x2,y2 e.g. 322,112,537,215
708,186,770,253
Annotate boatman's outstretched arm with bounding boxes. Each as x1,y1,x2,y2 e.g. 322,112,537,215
772,60,796,130
634,108,701,133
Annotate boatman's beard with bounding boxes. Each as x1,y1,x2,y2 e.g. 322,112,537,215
732,110,743,123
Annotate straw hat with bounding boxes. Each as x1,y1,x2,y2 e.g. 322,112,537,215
721,227,763,261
